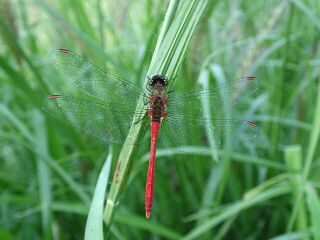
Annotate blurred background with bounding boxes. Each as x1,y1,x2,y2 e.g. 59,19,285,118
1,0,320,239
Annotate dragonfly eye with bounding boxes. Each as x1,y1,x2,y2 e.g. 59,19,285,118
149,75,168,87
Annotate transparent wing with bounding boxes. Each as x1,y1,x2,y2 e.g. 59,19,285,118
160,117,258,150
167,76,258,118
42,95,148,143
51,48,149,108
160,76,259,149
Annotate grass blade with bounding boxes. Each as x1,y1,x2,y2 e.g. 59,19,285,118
183,183,291,240
288,76,320,231
284,145,307,233
85,148,112,240
306,184,320,240
114,212,183,240
33,111,52,240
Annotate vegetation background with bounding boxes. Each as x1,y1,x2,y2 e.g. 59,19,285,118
1,0,320,239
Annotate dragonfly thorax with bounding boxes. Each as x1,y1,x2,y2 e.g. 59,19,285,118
148,96,167,122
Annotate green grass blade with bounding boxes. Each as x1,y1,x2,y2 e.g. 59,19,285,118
288,76,320,231
85,148,112,240
33,111,52,240
0,17,48,95
284,145,308,233
290,0,320,29
0,104,91,205
151,0,179,59
306,184,320,240
183,184,291,240
114,212,183,240
303,78,320,182
0,104,33,141
269,231,311,240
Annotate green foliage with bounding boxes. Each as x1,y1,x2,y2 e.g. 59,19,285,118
1,0,320,239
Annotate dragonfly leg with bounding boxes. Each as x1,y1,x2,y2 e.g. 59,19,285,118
161,111,167,119
161,96,167,105
148,108,153,118
130,114,148,125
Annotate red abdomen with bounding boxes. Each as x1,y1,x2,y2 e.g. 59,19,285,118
145,121,161,219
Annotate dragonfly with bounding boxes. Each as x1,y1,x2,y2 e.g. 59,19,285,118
43,48,259,219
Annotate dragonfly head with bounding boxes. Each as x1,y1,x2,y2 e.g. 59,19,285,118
148,75,168,87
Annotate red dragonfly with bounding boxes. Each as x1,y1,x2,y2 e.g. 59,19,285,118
43,48,259,219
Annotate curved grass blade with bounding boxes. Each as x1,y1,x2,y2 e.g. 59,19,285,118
85,148,112,240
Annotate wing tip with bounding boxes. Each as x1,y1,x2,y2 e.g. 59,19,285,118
48,95,61,99
247,121,259,137
246,76,256,81
247,121,256,127
58,48,70,54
